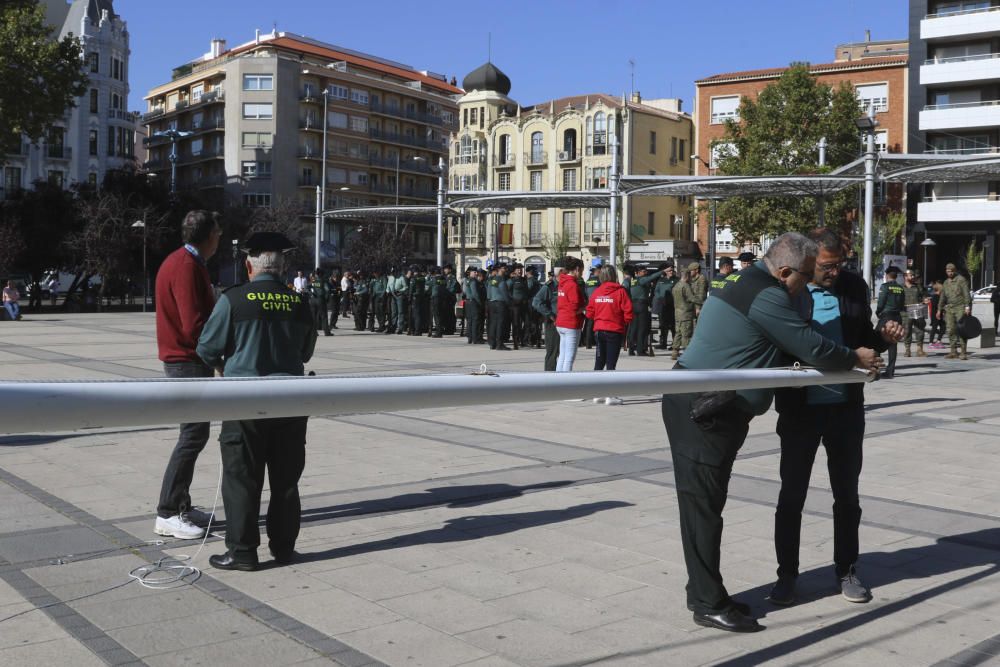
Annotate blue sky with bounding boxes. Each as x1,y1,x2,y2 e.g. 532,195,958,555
119,0,909,111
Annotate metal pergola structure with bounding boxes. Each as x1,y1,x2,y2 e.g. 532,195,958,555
318,153,1000,283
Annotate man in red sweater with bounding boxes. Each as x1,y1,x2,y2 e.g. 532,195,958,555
154,210,221,539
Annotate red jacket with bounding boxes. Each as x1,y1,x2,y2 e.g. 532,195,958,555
555,272,587,329
585,281,634,334
155,247,216,363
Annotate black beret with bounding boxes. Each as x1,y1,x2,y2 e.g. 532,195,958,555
241,232,296,255
737,252,756,262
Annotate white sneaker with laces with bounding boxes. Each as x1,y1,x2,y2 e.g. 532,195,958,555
185,507,215,527
154,514,206,540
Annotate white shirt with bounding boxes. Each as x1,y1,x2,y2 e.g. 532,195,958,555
293,276,308,293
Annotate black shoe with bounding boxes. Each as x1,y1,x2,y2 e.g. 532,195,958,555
209,552,258,572
692,609,762,633
768,575,797,606
270,549,295,565
497,345,511,351
433,334,443,338
628,350,636,356
324,332,333,336
474,340,486,344
332,324,338,329
687,600,751,616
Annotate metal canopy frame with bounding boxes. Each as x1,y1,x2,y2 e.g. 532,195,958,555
447,190,612,209
830,152,1000,182
323,205,461,221
619,174,862,199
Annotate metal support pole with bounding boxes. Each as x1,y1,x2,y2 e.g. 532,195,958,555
395,152,400,236
168,137,178,196
609,134,620,270
862,128,876,289
708,199,717,279
817,136,827,227
314,185,322,269
320,89,328,243
436,157,445,267
141,212,147,313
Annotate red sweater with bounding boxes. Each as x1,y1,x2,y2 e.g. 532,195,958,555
585,282,634,334
555,272,587,329
155,247,216,363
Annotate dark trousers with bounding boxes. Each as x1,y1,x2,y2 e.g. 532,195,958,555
594,331,624,370
509,302,526,348
543,321,559,371
658,301,675,348
393,294,408,333
488,301,508,348
628,303,651,353
443,296,457,334
157,361,214,518
879,312,902,374
327,298,339,329
994,301,999,331
429,297,442,336
410,297,427,334
354,294,369,330
466,300,482,343
311,299,330,335
582,318,596,348
662,392,752,614
373,294,386,331
775,403,864,579
219,417,307,562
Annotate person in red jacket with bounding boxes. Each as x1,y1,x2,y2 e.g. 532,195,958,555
555,256,587,371
153,210,222,540
585,265,633,370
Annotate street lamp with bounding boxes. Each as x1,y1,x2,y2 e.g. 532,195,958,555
151,128,193,196
231,238,239,285
131,217,147,312
856,111,879,289
691,154,717,277
921,237,936,284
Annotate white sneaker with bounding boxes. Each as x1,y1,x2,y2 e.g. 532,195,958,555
185,507,215,527
154,514,206,540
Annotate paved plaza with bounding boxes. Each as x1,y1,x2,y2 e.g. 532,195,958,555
1,311,999,666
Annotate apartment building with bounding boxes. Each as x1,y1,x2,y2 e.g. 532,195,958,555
3,0,136,199
143,31,460,265
909,0,999,286
694,39,908,264
448,62,695,272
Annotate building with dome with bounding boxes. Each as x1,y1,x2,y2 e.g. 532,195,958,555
448,61,695,272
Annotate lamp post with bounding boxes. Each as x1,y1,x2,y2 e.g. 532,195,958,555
921,237,936,284
856,111,879,290
395,155,427,236
435,156,445,267
231,238,239,285
152,128,193,196
131,217,147,312
691,154,715,277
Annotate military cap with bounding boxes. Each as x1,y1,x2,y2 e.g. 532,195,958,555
525,266,538,275
687,262,701,271
738,252,756,263
945,262,957,270
719,256,734,267
240,232,296,255
885,266,900,276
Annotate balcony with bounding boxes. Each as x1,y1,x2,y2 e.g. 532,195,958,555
492,153,515,168
298,146,322,160
922,5,1000,40
919,99,1000,131
557,150,580,163
369,183,437,200
179,147,223,164
522,233,544,248
368,102,443,126
368,155,436,174
46,146,71,160
108,109,140,123
449,230,488,247
370,128,431,149
298,176,320,187
6,143,31,157
918,195,1000,222
198,174,226,189
452,154,486,166
142,90,224,124
925,145,1000,155
299,118,322,132
524,151,548,166
921,53,1000,86
188,118,225,133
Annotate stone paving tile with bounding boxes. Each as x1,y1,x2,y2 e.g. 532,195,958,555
422,561,544,601
485,587,629,634
378,587,518,635
0,636,108,666
106,608,269,658
143,631,322,667
457,619,613,667
269,588,402,636
336,619,490,666
310,562,437,602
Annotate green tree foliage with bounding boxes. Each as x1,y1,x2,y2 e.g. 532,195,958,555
541,233,571,265
965,239,984,289
343,222,411,273
713,65,862,243
851,210,906,278
0,0,89,156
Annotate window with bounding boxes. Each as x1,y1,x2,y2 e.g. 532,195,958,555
875,131,888,153
562,169,576,191
650,131,657,154
529,212,542,243
856,83,888,114
592,112,607,154
929,134,991,154
530,131,544,163
647,211,655,235
585,208,608,240
463,108,469,127
89,130,98,156
191,83,204,102
710,142,736,169
107,132,115,156
112,58,120,81
88,52,99,73
301,167,314,185
442,110,454,124
562,211,577,240
588,166,607,188
679,139,686,163
329,84,348,99
242,161,271,178
349,116,368,133
89,89,98,114
190,138,203,156
242,74,273,91
498,173,511,191
710,96,740,124
670,137,678,164
480,106,485,129
48,170,64,187
562,128,577,158
350,89,369,105
350,171,368,185
328,111,348,129
498,134,512,164
328,167,347,184
242,193,271,207
348,142,368,159
87,172,97,188
242,103,272,119
530,171,542,191
4,167,22,194
469,108,477,125
242,132,272,147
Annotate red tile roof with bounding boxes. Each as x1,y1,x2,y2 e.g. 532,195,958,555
696,55,908,85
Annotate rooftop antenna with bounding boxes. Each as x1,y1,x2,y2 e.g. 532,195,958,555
629,58,636,97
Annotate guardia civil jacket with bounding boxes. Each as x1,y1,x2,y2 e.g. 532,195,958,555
197,272,316,378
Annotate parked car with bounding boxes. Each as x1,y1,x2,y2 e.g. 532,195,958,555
973,285,996,302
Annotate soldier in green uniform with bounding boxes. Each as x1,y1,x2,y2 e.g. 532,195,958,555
626,265,661,356
326,271,342,331
876,266,906,378
390,267,409,335
938,262,972,360
709,257,734,295
531,266,561,371
352,270,370,331
408,265,427,335
308,269,331,337
443,265,460,335
687,262,708,318
653,264,678,349
463,267,485,344
671,270,696,360
508,264,530,349
487,264,511,350
196,232,317,571
903,269,926,358
370,268,387,332
582,267,602,349
525,267,543,348
427,266,446,338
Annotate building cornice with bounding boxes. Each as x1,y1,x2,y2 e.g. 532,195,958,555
696,56,908,86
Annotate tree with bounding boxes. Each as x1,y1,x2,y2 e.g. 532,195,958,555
234,198,314,271
541,233,571,265
0,180,80,280
344,223,411,272
965,239,984,289
851,210,906,279
713,64,862,244
0,1,89,157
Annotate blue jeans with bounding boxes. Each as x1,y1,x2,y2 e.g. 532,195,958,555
556,326,580,372
3,302,20,320
157,361,213,518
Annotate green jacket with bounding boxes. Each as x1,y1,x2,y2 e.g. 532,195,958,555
488,274,511,303
509,275,530,302
627,273,659,303
940,275,970,309
673,280,696,319
354,278,370,296
653,275,678,301
427,274,447,299
409,274,426,300
688,274,708,305
531,278,558,320
308,277,328,302
463,278,484,305
876,281,906,317
197,273,316,378
371,276,387,296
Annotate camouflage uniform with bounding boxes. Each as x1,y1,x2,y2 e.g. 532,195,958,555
940,267,971,359
902,279,926,357
671,278,697,359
